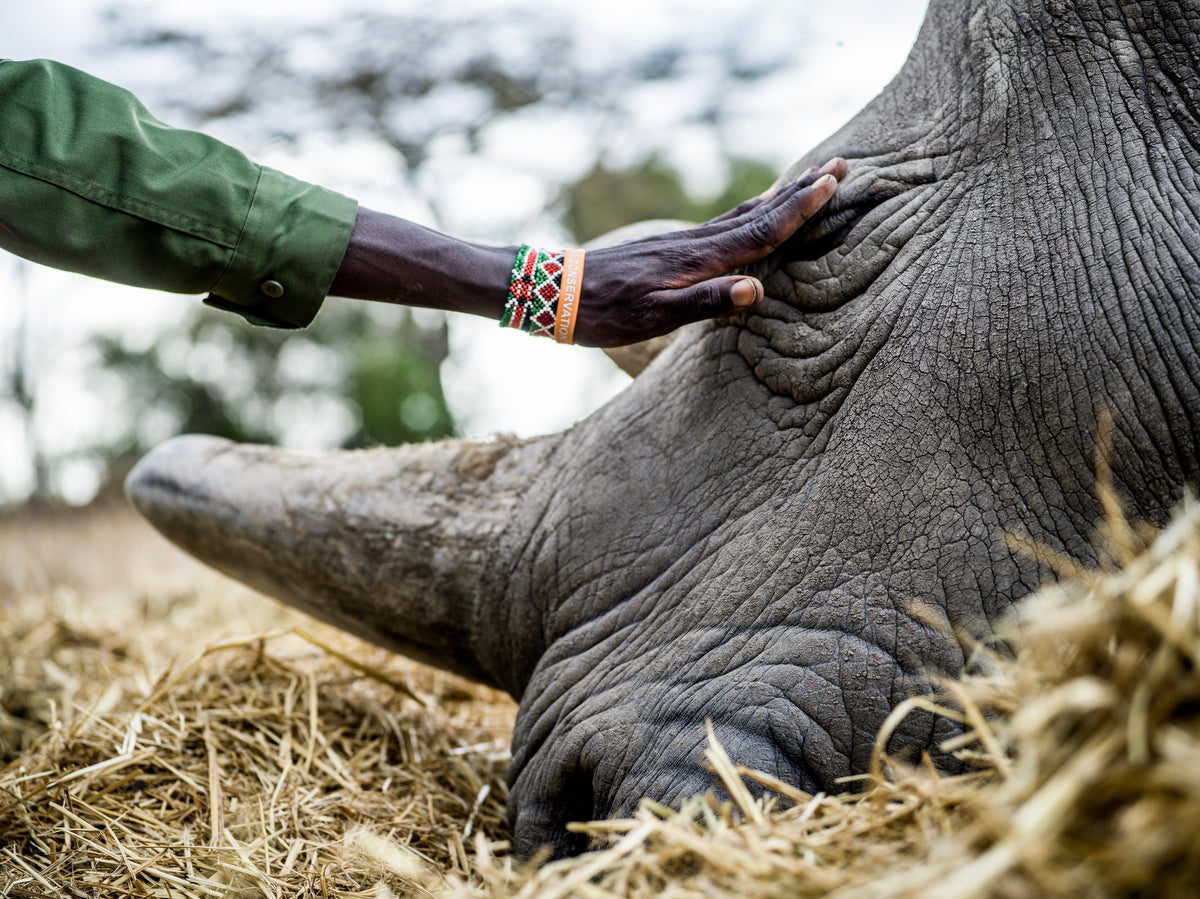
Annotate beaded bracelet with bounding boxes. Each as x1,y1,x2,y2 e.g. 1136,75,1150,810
500,244,585,344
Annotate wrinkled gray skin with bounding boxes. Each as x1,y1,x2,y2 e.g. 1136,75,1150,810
127,0,1200,857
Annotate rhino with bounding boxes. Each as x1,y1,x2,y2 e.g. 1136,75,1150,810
126,0,1200,856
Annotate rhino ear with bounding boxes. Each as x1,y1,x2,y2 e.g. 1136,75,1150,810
125,432,559,689
603,334,676,377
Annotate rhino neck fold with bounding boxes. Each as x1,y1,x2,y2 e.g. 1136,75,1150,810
126,432,561,691
738,0,1200,440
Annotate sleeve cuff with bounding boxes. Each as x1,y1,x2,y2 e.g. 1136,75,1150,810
204,166,358,329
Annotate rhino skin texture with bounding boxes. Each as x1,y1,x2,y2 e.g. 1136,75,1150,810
127,0,1200,857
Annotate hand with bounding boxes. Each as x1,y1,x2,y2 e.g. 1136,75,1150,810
330,158,847,347
571,157,847,347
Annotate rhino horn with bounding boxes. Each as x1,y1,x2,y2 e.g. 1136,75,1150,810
125,431,560,689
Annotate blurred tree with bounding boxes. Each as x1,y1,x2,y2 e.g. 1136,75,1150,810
562,157,777,244
562,157,694,244
1,266,51,500
706,158,787,221
0,4,802,503
104,5,790,230
343,313,453,448
91,303,452,480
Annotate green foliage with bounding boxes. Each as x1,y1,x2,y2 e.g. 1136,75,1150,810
562,157,693,244
706,159,784,221
561,157,777,244
338,311,455,449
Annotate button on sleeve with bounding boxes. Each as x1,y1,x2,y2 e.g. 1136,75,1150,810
205,167,358,329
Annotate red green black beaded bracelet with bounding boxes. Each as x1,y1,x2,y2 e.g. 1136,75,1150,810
501,244,585,344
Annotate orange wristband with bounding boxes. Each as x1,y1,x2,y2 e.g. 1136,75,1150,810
555,248,585,345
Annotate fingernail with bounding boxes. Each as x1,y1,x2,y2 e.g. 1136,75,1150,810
732,279,761,308
800,166,818,177
815,173,836,188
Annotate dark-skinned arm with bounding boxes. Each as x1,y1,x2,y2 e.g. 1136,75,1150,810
0,57,845,346
330,158,847,347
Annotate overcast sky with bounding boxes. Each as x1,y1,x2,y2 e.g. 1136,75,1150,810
2,0,929,502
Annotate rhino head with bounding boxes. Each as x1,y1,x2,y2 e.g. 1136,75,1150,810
127,0,1200,856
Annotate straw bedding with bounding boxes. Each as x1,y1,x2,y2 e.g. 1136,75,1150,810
2,494,1198,897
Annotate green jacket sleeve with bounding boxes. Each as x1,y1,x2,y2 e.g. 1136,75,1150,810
0,58,358,328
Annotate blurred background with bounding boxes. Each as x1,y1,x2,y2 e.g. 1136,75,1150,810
2,0,928,507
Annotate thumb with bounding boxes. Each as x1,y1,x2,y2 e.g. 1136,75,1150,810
664,276,763,324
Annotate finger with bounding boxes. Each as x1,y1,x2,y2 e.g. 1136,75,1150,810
815,156,848,180
756,158,846,212
754,167,815,204
791,165,820,189
823,157,848,173
657,275,764,328
647,173,839,291
701,171,813,227
724,172,838,260
666,173,837,286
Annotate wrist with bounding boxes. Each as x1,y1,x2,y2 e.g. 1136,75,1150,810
330,207,513,321
499,244,585,343
451,242,516,321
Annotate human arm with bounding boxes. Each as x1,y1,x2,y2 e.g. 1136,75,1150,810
0,57,845,345
330,157,846,347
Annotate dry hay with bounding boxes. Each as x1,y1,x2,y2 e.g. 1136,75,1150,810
0,503,515,895
0,616,514,896
3,494,1200,896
